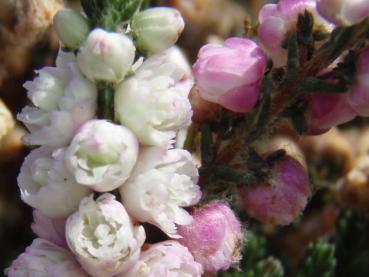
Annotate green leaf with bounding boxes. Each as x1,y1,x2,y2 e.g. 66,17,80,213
286,32,299,77
213,166,256,185
219,232,284,277
290,109,307,134
81,0,144,30
297,240,336,277
296,76,347,95
200,124,214,166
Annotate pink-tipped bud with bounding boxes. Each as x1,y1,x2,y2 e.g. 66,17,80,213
178,201,243,273
306,93,356,135
193,37,267,113
317,0,369,26
258,0,332,67
242,155,311,225
347,46,369,116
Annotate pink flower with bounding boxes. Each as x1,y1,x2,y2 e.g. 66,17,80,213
31,210,67,248
317,0,369,26
258,0,332,67
306,93,356,135
5,239,88,277
347,46,369,116
193,38,267,113
121,241,203,277
178,202,243,273
242,155,311,225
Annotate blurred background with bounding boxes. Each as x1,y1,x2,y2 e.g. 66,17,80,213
2,0,369,276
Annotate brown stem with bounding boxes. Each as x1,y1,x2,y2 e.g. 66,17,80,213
200,19,369,185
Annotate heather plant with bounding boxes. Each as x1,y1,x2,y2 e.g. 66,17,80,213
6,0,369,276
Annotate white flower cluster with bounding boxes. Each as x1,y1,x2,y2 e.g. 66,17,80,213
8,5,204,277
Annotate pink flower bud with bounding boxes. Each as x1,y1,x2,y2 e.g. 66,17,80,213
306,93,356,135
31,210,67,248
347,46,369,116
121,241,203,277
242,155,311,225
258,0,332,67
6,239,88,277
193,38,267,113
317,0,369,26
177,201,243,273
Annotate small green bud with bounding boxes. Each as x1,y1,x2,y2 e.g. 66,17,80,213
53,9,90,50
131,7,184,55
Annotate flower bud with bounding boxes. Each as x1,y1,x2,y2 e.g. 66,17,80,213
31,210,67,248
178,201,243,273
193,38,267,112
6,239,88,277
121,241,203,277
347,46,369,116
258,0,332,67
306,93,356,135
317,0,369,26
132,7,184,55
242,155,311,225
53,9,90,50
77,28,135,82
64,120,139,192
115,47,193,147
66,194,146,277
120,147,201,238
18,147,91,218
17,49,97,146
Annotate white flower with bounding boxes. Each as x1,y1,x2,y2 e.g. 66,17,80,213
132,7,185,55
18,147,91,218
17,49,97,146
77,28,135,82
64,120,139,192
120,241,203,277
31,210,67,248
5,239,88,277
120,147,201,238
115,47,193,147
66,194,146,277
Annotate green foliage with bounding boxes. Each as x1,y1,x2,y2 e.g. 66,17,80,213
335,210,369,277
218,232,284,277
200,124,214,166
80,0,145,30
297,240,336,277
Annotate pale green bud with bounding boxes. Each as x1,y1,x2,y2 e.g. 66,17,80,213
132,7,184,55
53,9,90,50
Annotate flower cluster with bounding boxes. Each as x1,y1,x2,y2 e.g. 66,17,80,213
193,0,369,226
7,3,242,277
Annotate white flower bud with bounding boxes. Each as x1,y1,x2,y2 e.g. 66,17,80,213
66,194,146,277
17,49,97,146
115,47,193,147
53,9,90,50
120,147,201,238
64,120,139,192
6,239,88,277
18,147,91,218
77,28,135,82
132,7,184,55
120,241,203,277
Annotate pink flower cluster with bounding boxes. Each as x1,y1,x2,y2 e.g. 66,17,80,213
192,0,369,226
